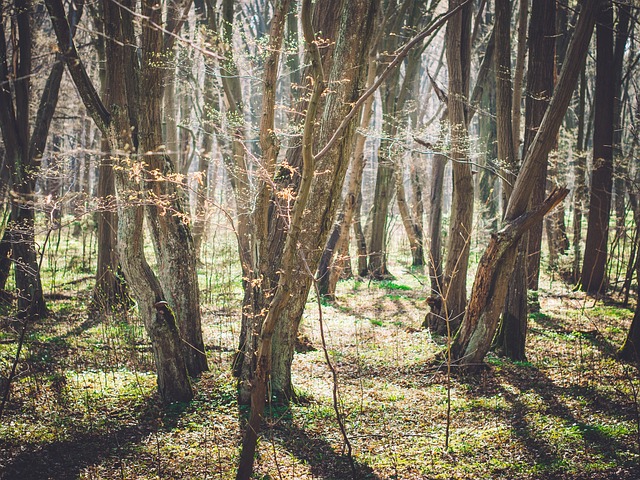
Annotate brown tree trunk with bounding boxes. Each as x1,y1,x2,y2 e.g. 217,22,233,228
451,0,599,367
439,0,473,331
91,4,129,311
511,0,528,157
317,54,376,298
581,1,614,294
525,0,556,290
139,0,208,377
572,67,588,283
494,0,528,361
0,0,51,319
45,0,194,403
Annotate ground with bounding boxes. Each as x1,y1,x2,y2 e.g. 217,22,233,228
1,259,640,479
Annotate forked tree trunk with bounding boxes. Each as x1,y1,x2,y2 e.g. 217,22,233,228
46,0,193,403
451,0,599,367
138,0,208,377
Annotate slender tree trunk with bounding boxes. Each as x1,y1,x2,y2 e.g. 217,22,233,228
494,0,528,361
511,0,528,157
581,1,614,294
525,0,556,290
264,0,379,403
317,55,376,297
572,67,587,283
439,0,473,330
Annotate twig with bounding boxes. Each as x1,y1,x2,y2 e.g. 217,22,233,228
299,249,357,480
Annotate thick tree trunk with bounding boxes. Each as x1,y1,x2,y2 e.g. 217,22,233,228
139,0,208,377
581,2,614,294
103,0,193,403
452,188,568,365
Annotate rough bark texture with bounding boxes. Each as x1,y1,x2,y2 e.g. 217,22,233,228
581,1,614,294
139,0,208,377
103,0,193,403
46,0,194,403
494,0,527,360
270,0,378,401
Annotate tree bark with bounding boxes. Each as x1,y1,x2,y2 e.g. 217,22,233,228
139,0,208,377
494,0,528,361
317,54,376,298
45,0,194,403
438,0,473,331
525,0,556,290
581,1,614,294
451,0,599,367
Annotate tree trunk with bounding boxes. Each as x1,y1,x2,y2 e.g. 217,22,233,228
317,54,376,297
0,0,51,319
525,0,556,290
138,0,208,377
451,0,599,367
494,0,528,361
438,0,473,331
91,5,128,311
368,8,424,279
45,0,194,403
103,0,193,403
511,0,528,157
572,67,588,283
581,1,614,294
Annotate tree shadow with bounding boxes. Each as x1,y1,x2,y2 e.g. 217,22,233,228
271,417,382,480
462,364,635,474
1,397,159,480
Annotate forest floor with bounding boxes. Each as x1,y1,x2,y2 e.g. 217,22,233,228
1,259,640,479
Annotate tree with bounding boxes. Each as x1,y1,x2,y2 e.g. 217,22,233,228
426,0,473,334
580,1,619,294
46,0,196,402
450,0,600,367
524,0,556,291
0,0,50,320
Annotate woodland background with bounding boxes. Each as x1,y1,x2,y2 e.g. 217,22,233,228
2,0,640,478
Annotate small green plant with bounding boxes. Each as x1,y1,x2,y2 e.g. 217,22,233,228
378,280,412,291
